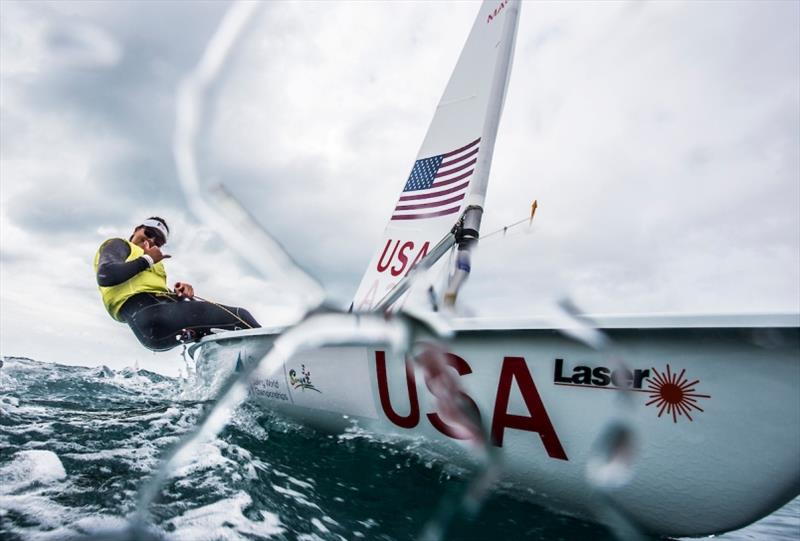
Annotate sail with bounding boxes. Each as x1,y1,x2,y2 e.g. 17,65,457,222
352,0,521,311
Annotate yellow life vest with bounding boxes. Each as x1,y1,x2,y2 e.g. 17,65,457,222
93,239,168,321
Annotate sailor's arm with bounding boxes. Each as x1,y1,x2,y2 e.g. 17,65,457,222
96,239,167,287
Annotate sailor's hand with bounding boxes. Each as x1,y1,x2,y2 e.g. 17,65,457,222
142,240,171,263
174,282,194,299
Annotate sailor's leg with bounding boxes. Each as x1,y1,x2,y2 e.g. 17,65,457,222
171,300,261,331
126,299,260,351
126,302,188,351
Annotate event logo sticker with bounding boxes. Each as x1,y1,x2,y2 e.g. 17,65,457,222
289,364,321,393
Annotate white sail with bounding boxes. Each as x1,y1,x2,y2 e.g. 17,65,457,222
352,0,520,311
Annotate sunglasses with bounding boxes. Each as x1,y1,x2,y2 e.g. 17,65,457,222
142,226,166,247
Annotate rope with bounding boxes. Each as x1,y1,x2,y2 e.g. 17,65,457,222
480,200,538,243
480,216,531,241
152,291,255,330
193,295,255,329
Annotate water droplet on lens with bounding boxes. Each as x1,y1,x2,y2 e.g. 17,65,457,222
586,421,636,490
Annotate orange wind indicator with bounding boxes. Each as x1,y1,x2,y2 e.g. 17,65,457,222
481,199,539,241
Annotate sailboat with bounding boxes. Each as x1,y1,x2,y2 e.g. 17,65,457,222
190,1,800,536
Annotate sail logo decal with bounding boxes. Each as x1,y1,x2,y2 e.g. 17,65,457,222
376,239,430,277
392,138,480,221
289,364,321,393
354,239,431,310
645,365,711,423
553,358,711,423
487,0,509,24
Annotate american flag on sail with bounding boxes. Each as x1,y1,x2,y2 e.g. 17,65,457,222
391,138,481,221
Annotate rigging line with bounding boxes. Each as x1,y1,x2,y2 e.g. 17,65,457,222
193,295,255,329
482,230,532,246
480,200,538,243
480,216,531,241
154,291,255,330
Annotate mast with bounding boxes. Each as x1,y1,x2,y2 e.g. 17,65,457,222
467,0,521,211
444,0,521,306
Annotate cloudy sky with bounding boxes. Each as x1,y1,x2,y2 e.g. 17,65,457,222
1,0,798,375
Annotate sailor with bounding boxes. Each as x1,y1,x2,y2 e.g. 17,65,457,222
94,217,260,351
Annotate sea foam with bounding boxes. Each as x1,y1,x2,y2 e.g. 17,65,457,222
0,450,66,493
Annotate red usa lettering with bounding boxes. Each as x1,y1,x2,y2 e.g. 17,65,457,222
375,351,568,460
375,239,430,277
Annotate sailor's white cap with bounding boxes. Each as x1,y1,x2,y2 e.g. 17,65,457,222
141,218,169,243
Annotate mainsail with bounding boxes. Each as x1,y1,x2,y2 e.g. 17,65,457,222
352,0,521,311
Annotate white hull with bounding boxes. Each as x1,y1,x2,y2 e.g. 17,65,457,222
192,314,800,537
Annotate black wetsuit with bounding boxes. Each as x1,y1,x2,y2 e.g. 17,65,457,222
96,239,260,351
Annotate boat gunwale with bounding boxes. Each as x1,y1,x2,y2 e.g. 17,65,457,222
188,312,800,356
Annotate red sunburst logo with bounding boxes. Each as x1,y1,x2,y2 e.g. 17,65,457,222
645,365,711,423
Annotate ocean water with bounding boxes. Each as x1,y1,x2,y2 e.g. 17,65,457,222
1,357,797,541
